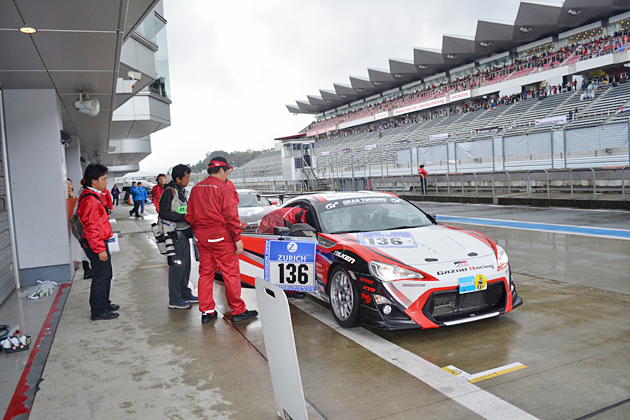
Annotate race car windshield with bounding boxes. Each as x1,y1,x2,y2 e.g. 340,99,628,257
238,193,272,208
317,198,433,233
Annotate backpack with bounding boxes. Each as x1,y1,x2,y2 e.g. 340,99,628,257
70,191,104,244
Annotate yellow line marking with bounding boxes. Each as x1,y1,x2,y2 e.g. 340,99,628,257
138,263,168,269
468,364,527,383
442,362,527,383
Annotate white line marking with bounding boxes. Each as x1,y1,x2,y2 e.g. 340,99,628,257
291,298,539,420
445,362,527,383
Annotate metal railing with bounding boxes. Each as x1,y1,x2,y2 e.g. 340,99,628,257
570,167,597,200
527,169,550,198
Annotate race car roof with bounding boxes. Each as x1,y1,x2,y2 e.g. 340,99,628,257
305,191,397,203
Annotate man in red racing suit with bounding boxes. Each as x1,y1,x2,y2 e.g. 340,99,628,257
257,207,308,234
186,157,258,324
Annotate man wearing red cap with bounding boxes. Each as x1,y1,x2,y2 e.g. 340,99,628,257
152,173,167,211
186,156,258,323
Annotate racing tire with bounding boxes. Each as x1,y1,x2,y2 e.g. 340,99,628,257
328,266,361,328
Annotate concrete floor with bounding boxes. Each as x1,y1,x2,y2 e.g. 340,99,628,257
2,202,630,419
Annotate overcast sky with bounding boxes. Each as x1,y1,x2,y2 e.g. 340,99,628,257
139,0,559,173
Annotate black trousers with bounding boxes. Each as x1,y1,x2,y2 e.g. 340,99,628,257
130,200,141,216
83,241,112,317
168,231,192,304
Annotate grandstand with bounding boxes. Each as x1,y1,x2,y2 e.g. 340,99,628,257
232,1,630,198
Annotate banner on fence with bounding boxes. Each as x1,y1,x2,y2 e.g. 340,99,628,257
430,133,449,140
341,148,351,153
617,106,630,114
365,144,377,150
535,115,567,126
476,126,499,134
449,90,471,102
320,151,330,156
392,140,408,145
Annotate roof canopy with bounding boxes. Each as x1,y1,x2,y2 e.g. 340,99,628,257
289,0,630,114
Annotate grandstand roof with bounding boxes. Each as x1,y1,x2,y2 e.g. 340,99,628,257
289,0,630,115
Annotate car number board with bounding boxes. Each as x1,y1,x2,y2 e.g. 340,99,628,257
357,231,417,248
264,239,317,292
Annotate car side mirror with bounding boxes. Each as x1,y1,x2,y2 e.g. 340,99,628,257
274,227,290,236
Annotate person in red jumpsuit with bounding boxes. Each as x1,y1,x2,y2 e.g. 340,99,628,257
186,156,258,324
152,173,166,211
78,164,119,320
418,164,428,195
257,207,308,234
100,187,114,215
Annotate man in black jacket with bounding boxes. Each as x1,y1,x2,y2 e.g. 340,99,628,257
159,164,198,309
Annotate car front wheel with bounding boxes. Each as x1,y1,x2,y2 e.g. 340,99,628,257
329,266,361,328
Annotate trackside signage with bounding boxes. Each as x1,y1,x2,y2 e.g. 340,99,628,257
393,97,447,116
375,111,389,120
449,90,471,102
535,115,567,126
264,240,317,292
430,133,449,140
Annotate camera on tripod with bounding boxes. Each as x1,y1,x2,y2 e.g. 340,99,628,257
151,220,181,266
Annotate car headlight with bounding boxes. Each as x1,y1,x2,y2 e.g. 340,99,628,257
497,246,509,271
369,261,424,282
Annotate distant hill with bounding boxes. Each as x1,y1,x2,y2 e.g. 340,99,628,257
189,149,262,173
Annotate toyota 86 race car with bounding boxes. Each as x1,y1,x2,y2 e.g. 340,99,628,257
238,191,523,331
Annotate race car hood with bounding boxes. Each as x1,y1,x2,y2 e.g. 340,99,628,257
342,224,497,271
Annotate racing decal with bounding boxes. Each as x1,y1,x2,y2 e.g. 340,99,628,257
400,282,427,288
359,277,374,285
437,264,495,276
358,231,417,248
361,292,372,304
459,274,488,294
333,250,356,265
362,285,376,293
238,209,254,217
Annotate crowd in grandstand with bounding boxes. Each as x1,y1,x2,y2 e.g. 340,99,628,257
303,27,630,136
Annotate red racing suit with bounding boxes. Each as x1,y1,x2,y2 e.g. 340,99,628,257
257,207,308,234
101,188,114,212
152,184,164,211
185,176,246,316
78,188,113,253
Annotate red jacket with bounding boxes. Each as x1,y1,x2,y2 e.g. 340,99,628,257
152,184,164,210
418,167,428,178
185,177,242,242
101,188,113,211
78,189,113,253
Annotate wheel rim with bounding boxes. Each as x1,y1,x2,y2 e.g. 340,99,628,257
330,270,354,321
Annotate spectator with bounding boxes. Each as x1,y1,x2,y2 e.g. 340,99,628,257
67,178,75,199
137,182,148,214
77,163,119,321
418,164,428,195
111,184,120,206
152,174,167,212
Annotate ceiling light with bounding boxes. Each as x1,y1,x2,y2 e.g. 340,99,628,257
480,42,491,47
394,73,405,78
19,26,36,34
74,92,100,117
567,9,580,16
446,54,458,59
356,88,364,92
519,27,532,33
418,64,429,69
373,81,383,86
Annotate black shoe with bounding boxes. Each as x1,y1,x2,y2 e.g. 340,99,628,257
231,310,258,323
287,292,306,299
84,271,93,279
91,312,119,321
107,304,120,312
201,312,218,323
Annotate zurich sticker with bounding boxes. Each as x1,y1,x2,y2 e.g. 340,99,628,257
287,242,298,253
